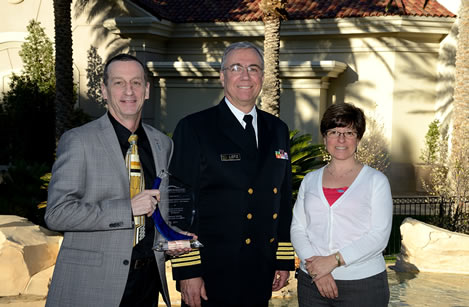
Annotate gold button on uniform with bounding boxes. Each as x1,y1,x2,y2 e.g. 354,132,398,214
270,238,275,243
247,213,253,220
248,188,254,194
273,213,278,219
245,238,251,244
273,187,278,194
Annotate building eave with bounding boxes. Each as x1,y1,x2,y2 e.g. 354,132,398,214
103,16,174,37
104,15,454,41
147,60,348,79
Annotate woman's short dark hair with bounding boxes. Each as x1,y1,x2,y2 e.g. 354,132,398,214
320,103,366,140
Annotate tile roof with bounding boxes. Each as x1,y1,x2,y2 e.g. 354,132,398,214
132,0,456,23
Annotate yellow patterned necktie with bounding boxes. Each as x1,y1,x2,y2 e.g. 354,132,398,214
126,134,145,246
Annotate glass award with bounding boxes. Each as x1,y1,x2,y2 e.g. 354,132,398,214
151,172,203,252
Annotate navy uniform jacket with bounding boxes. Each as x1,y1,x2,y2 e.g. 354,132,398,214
169,100,295,304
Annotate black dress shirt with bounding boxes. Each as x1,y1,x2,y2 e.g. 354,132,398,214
108,112,156,259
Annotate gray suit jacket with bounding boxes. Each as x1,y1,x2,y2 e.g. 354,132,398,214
45,114,173,307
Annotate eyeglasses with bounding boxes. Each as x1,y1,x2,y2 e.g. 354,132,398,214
222,64,263,77
326,130,357,139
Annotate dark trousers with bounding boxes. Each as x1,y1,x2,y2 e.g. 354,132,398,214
181,298,269,307
297,269,389,307
120,257,162,307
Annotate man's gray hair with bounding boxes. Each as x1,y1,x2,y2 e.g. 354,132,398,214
221,42,264,72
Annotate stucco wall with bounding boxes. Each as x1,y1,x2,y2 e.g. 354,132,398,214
0,0,54,95
0,0,457,194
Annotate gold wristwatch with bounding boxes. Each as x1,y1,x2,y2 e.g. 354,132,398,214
335,252,341,267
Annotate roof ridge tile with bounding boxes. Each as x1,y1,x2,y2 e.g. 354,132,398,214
130,0,456,23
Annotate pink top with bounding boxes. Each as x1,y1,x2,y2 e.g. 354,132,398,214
323,187,348,206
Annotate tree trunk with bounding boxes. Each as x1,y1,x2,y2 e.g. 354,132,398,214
53,0,74,141
259,0,286,117
452,1,469,148
449,1,469,222
451,1,469,171
262,16,281,117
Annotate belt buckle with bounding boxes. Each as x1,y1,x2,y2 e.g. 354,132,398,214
133,257,154,269
134,259,146,270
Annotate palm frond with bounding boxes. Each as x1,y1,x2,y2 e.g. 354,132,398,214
289,129,326,202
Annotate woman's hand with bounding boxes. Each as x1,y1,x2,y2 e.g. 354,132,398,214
314,273,338,299
305,255,337,281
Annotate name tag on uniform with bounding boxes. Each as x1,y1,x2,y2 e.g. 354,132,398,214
220,153,241,161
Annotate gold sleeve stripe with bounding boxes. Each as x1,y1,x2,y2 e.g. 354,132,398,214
171,260,202,267
178,250,200,257
170,250,201,267
170,255,201,263
171,251,200,259
277,252,294,257
276,251,294,255
277,242,295,259
277,255,296,260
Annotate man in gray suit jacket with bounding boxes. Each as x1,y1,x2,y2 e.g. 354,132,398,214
45,54,180,306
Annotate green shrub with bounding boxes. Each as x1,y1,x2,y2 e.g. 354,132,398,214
290,129,325,201
0,19,90,219
420,119,440,164
0,160,49,227
355,115,390,173
1,75,56,166
421,121,469,234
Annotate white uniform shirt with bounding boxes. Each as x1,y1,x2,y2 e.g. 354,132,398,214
224,98,258,145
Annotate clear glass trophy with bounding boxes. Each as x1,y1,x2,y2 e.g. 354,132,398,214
151,171,203,252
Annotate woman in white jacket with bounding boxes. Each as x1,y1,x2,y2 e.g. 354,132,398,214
291,103,392,307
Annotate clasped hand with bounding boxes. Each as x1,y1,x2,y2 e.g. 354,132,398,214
131,189,160,217
305,255,336,280
305,255,339,299
131,190,195,257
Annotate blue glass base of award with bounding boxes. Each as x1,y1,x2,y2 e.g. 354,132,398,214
151,175,203,252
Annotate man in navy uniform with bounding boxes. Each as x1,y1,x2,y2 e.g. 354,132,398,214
169,41,295,307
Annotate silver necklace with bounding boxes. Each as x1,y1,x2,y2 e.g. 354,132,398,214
326,164,356,178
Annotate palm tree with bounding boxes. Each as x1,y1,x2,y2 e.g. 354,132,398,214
451,1,469,155
410,0,469,230
447,0,469,227
259,0,287,117
53,0,74,140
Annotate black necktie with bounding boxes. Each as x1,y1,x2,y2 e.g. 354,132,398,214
243,115,257,151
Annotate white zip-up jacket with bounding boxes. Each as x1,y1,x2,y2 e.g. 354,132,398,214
291,165,393,280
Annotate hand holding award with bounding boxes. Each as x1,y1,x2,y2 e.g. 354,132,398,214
151,174,203,252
